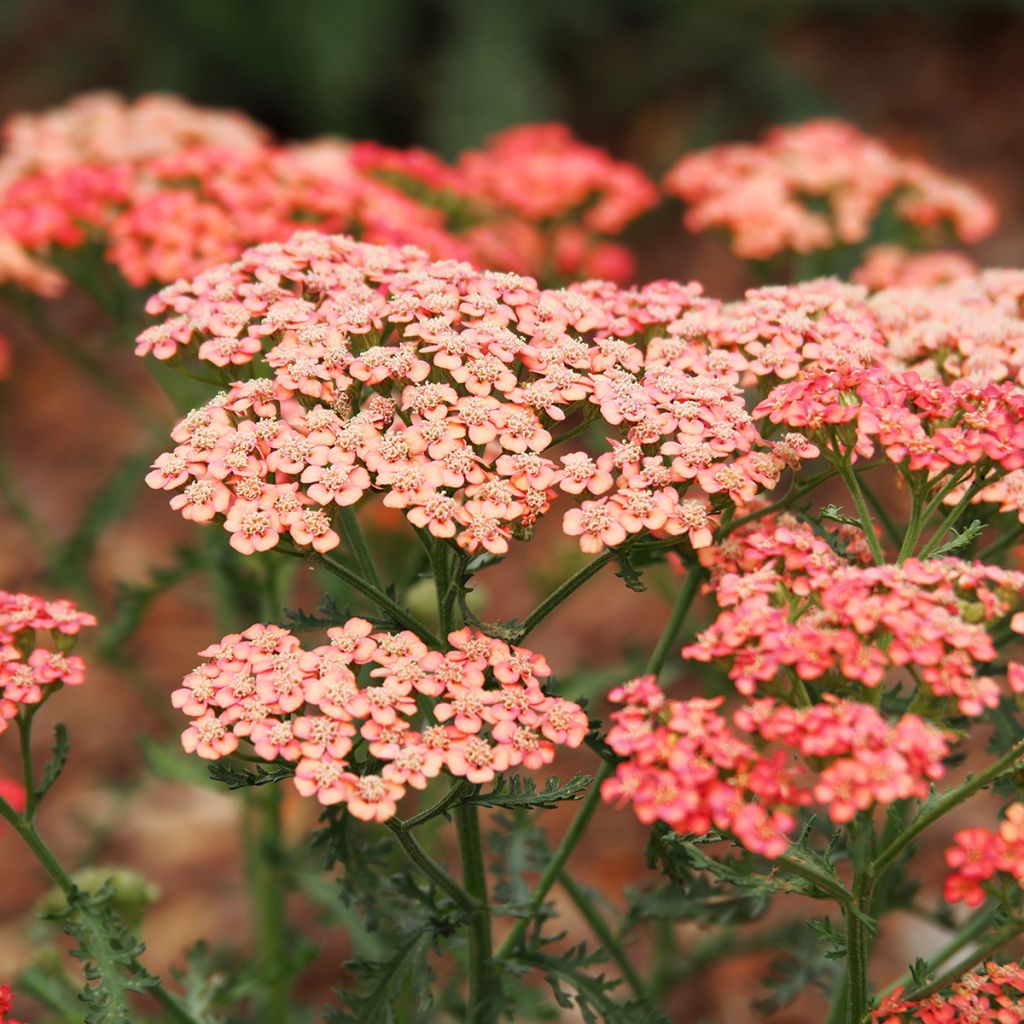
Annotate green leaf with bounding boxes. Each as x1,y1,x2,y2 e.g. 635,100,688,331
614,550,646,593
36,723,70,805
932,519,985,558
513,944,668,1024
207,761,295,790
819,504,861,527
327,932,434,1024
48,882,157,1024
461,773,592,812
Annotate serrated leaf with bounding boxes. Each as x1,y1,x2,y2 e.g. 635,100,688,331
932,519,985,557
461,773,592,811
35,722,70,805
819,504,861,527
208,761,294,790
614,550,646,593
327,931,434,1024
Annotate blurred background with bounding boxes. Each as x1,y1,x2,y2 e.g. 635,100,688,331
3,0,1024,289
1,2,1023,1021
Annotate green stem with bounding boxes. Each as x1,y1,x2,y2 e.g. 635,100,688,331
870,739,1024,882
882,901,1001,996
498,569,705,960
558,870,646,998
0,797,200,1024
517,550,617,642
338,504,383,590
643,563,704,677
312,550,442,646
244,785,290,1024
917,472,999,560
455,804,494,1023
837,462,885,565
495,763,611,959
859,475,902,548
401,779,471,829
902,919,1024,1001
385,819,476,913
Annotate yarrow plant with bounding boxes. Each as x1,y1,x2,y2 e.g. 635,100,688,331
664,118,995,280
8,92,1024,1024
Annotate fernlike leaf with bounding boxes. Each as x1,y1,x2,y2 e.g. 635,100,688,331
460,772,592,812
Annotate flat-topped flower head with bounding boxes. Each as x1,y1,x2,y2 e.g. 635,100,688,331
175,620,585,823
602,675,948,856
665,118,995,260
0,590,95,738
143,231,798,560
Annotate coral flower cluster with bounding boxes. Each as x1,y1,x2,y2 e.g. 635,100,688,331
873,962,1024,1024
173,621,587,821
686,522,1024,716
853,244,977,290
0,95,656,293
664,118,996,260
600,675,949,856
0,590,95,736
142,231,810,558
943,802,1024,907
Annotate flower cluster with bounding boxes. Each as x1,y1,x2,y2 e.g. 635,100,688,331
174,621,586,821
354,123,659,283
664,118,996,260
874,962,1024,1024
686,522,1024,716
853,244,977,290
944,801,1024,906
0,590,95,737
869,268,1024,384
755,364,1024,489
0,90,266,185
600,675,949,856
0,94,656,294
0,986,23,1024
142,232,804,558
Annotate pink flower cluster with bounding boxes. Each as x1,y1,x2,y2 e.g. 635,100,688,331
142,232,806,558
853,244,977,290
686,522,1024,716
756,364,1024,482
0,94,656,293
944,801,1024,907
664,118,996,259
0,590,95,736
354,122,659,283
174,621,587,822
600,675,948,857
874,962,1024,1024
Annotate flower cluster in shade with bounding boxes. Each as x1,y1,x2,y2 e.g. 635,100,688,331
0,590,95,736
664,118,996,260
173,621,587,822
600,675,949,857
0,94,656,294
142,231,815,559
943,801,1024,907
687,521,1024,717
873,962,1024,1024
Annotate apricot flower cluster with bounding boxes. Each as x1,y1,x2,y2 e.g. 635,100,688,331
601,675,948,857
142,232,809,558
0,590,95,736
664,118,995,260
174,621,587,822
873,962,1024,1024
687,522,1024,716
